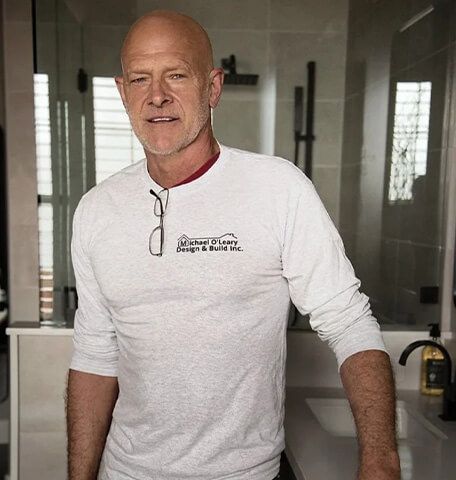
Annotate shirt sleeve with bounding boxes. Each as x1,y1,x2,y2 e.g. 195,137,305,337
70,196,119,377
282,180,388,370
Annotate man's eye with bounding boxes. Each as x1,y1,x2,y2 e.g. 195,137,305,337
170,74,184,80
131,77,146,84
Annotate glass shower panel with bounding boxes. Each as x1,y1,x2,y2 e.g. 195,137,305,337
35,1,142,324
378,5,450,328
333,0,455,331
35,0,88,324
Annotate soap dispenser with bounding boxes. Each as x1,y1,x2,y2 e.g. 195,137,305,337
420,323,445,396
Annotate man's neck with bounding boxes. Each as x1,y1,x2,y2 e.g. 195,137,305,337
145,131,219,189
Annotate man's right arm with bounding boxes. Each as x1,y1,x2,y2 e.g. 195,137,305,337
66,370,119,480
68,197,120,479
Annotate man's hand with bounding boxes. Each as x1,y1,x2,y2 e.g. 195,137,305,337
340,350,401,480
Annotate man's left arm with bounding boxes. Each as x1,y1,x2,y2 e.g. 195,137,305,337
340,349,400,480
281,182,401,479
281,180,400,477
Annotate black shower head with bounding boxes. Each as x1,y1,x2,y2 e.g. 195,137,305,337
221,54,259,86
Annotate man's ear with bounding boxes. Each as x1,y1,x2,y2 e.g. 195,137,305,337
115,75,127,108
208,68,224,109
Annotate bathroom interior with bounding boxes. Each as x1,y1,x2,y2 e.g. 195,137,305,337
0,0,456,478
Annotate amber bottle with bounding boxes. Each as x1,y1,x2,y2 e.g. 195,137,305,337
420,323,445,396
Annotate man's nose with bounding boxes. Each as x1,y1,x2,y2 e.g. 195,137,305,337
147,79,171,107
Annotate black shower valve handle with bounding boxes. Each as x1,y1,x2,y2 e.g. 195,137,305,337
294,86,303,134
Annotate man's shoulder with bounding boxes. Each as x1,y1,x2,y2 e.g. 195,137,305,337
222,145,312,191
80,158,144,205
224,145,293,167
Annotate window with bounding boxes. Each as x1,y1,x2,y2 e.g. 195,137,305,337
38,204,53,317
93,77,144,184
34,73,54,319
34,74,52,197
388,81,431,202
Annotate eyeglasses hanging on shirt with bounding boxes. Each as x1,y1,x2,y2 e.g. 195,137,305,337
149,188,169,256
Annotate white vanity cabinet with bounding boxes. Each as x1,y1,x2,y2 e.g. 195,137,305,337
7,327,73,480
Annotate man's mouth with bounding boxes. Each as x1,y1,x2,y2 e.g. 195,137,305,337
146,116,178,123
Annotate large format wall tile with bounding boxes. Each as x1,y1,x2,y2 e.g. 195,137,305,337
213,99,261,153
340,93,365,167
8,287,39,321
274,100,344,168
3,22,35,93
352,229,383,298
9,227,39,287
270,31,347,102
312,165,340,224
5,92,37,179
84,24,129,77
270,0,348,33
136,0,269,30
64,0,136,26
209,29,269,103
3,0,40,323
339,164,361,232
373,238,399,322
35,21,58,76
402,1,453,68
4,0,33,21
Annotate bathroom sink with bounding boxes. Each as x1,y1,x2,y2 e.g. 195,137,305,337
305,398,447,443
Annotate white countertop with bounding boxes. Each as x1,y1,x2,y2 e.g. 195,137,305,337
6,322,74,336
284,387,456,480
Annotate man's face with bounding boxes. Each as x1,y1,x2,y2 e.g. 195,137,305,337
116,24,221,156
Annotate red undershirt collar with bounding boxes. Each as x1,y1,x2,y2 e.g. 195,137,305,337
171,151,220,188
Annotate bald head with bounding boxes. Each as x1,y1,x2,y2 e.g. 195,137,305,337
121,10,214,75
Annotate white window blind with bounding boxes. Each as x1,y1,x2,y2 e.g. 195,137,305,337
34,73,53,319
93,77,144,184
34,74,52,196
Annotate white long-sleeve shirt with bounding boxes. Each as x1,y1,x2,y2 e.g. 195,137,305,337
70,144,387,480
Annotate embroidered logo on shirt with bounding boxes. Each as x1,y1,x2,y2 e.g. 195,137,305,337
176,233,243,254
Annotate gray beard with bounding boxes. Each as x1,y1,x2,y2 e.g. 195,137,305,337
126,105,211,157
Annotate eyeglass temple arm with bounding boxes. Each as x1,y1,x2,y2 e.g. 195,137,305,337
149,188,164,211
149,188,159,199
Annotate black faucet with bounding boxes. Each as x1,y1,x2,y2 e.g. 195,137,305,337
399,341,456,421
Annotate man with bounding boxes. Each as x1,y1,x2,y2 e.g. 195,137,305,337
66,10,400,480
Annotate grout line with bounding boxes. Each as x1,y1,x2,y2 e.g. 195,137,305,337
206,27,346,35
380,238,444,250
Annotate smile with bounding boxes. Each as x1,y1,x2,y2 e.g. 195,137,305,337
147,117,178,123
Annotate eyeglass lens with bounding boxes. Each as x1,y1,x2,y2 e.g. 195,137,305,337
149,222,163,256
